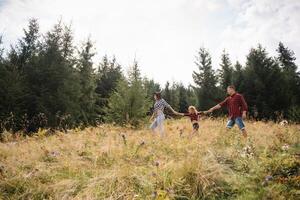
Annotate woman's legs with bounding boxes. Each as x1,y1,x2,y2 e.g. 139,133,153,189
150,119,158,131
158,120,165,137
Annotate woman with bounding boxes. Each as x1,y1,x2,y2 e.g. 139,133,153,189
150,92,179,137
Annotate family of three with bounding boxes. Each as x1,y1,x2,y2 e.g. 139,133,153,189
149,85,248,138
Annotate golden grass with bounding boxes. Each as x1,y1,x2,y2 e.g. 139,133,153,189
0,118,299,200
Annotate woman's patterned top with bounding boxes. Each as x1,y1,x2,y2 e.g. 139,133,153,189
153,99,171,114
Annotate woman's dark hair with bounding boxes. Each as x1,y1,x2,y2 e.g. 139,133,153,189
154,92,162,100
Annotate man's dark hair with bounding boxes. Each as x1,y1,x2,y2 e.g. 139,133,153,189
227,85,236,90
154,92,162,100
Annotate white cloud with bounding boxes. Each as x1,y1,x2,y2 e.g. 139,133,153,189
0,0,299,86
220,0,300,65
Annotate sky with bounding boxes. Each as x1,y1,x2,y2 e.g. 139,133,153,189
0,0,299,86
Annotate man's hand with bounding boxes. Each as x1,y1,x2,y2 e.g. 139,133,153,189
242,112,247,119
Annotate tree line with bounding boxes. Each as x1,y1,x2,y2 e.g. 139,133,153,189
0,19,299,133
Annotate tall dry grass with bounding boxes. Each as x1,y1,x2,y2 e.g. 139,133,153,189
0,118,299,199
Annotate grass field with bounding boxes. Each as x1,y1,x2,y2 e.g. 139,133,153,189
0,118,299,200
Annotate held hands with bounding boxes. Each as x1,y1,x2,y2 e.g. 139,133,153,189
203,109,213,114
174,111,184,116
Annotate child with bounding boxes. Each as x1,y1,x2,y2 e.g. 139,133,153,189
179,106,204,134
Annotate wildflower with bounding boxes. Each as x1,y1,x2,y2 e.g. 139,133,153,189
279,120,288,126
265,175,273,181
49,151,60,157
262,175,273,186
281,144,289,151
151,191,157,198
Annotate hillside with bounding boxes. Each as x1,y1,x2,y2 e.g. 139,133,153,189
0,119,299,200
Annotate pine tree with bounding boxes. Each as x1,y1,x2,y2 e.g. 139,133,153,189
77,38,98,125
127,61,151,125
277,42,300,120
96,55,122,110
218,50,233,91
178,83,189,113
232,61,244,91
163,81,171,103
105,78,130,125
0,20,40,132
277,42,299,105
106,61,150,126
243,44,286,119
7,18,40,70
34,21,81,129
186,85,198,108
169,82,180,111
162,82,179,113
0,62,27,131
192,47,219,110
143,78,161,100
13,19,41,131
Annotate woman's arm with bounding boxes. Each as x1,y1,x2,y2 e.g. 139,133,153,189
150,111,156,121
162,99,181,115
177,112,185,116
169,107,181,115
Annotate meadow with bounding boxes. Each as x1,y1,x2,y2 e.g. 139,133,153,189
0,118,299,200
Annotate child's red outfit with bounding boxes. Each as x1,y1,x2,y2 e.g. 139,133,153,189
183,112,202,131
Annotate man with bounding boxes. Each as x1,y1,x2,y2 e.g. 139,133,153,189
205,85,248,137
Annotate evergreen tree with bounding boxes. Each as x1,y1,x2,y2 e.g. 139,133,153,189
277,42,300,105
178,83,189,113
163,81,171,103
106,61,150,126
7,18,40,70
218,50,233,92
162,82,179,112
127,61,151,125
143,78,161,100
105,78,128,125
77,38,98,125
96,55,122,117
0,20,40,131
186,85,198,108
232,61,244,91
277,42,300,121
170,82,180,111
34,21,81,128
14,19,41,131
192,48,219,110
0,60,27,131
243,45,286,119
